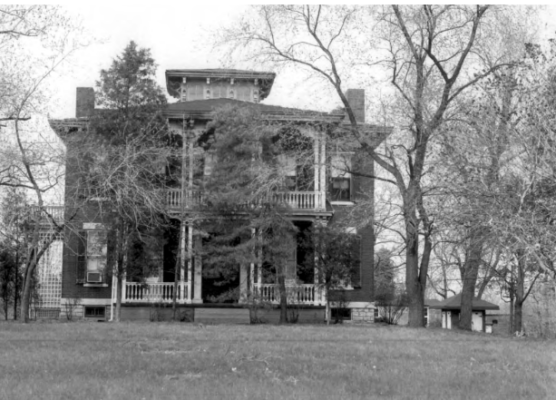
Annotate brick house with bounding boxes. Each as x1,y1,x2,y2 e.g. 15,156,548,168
46,68,391,323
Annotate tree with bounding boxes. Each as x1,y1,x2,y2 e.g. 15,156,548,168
0,6,87,322
374,247,408,324
200,104,302,323
218,5,521,326
0,188,28,320
301,225,360,325
72,41,172,322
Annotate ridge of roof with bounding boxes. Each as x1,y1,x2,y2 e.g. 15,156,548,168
429,293,499,311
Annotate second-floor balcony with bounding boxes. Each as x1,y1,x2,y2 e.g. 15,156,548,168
167,189,326,212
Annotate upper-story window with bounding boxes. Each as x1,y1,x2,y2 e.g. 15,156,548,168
329,154,351,202
212,85,227,99
236,86,252,102
187,84,204,101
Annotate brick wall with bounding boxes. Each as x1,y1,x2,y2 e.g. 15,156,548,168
345,89,365,124
76,87,95,118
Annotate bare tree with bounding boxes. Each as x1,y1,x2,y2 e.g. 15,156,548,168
218,5,522,326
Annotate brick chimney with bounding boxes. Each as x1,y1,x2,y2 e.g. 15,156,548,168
345,89,365,124
76,87,95,118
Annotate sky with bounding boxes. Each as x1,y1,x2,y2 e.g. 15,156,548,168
45,3,556,120
54,3,326,119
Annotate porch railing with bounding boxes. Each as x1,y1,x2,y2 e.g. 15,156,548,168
124,281,190,304
252,283,324,305
167,189,325,211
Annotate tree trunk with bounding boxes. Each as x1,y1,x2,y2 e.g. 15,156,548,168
13,249,18,320
513,253,526,333
405,209,428,327
114,245,125,323
325,285,330,325
509,279,515,334
278,274,288,324
459,232,483,330
19,261,35,323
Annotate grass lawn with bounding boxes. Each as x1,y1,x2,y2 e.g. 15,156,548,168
0,322,554,400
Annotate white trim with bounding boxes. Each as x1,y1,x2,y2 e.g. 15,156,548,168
82,223,105,230
330,301,375,309
330,201,355,206
61,298,111,305
83,283,109,288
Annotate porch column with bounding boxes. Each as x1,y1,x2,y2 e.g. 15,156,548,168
320,132,326,210
192,229,203,303
313,218,326,305
257,229,262,286
239,263,249,304
180,220,187,303
313,133,320,207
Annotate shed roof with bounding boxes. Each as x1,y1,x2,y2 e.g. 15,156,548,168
428,294,499,311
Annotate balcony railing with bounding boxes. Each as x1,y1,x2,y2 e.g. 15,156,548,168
28,206,64,224
124,281,190,304
252,283,324,305
167,189,325,211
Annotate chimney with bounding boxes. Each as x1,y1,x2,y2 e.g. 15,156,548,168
345,89,365,124
76,87,95,118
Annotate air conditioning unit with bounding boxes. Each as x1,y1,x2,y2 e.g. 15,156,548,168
87,271,103,283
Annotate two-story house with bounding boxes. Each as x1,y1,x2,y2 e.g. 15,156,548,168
47,68,391,323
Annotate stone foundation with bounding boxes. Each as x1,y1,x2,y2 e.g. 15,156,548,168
350,307,375,323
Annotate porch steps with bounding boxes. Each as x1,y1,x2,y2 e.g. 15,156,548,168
194,308,250,324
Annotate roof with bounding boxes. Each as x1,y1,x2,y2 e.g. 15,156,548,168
164,98,345,123
425,298,442,307
165,69,276,100
428,294,500,311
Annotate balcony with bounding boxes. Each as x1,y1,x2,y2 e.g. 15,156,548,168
167,189,326,212
28,206,64,224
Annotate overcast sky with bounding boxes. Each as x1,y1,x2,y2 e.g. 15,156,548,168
50,3,556,120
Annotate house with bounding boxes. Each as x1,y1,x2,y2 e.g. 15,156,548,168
45,68,392,323
428,293,500,332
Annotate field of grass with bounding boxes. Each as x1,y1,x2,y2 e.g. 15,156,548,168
0,321,554,400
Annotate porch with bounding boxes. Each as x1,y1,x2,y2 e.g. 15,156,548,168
118,280,324,306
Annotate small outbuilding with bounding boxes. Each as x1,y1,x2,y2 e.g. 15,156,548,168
428,293,499,332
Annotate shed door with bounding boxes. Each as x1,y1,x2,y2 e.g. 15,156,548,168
472,312,483,332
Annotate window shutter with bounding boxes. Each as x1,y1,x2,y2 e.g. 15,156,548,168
350,235,361,287
76,231,87,283
105,229,116,281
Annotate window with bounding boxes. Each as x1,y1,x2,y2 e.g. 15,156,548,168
329,154,351,201
331,308,351,321
84,306,106,319
330,177,351,201
204,152,216,176
76,224,107,284
236,86,251,101
279,154,297,190
187,84,204,101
